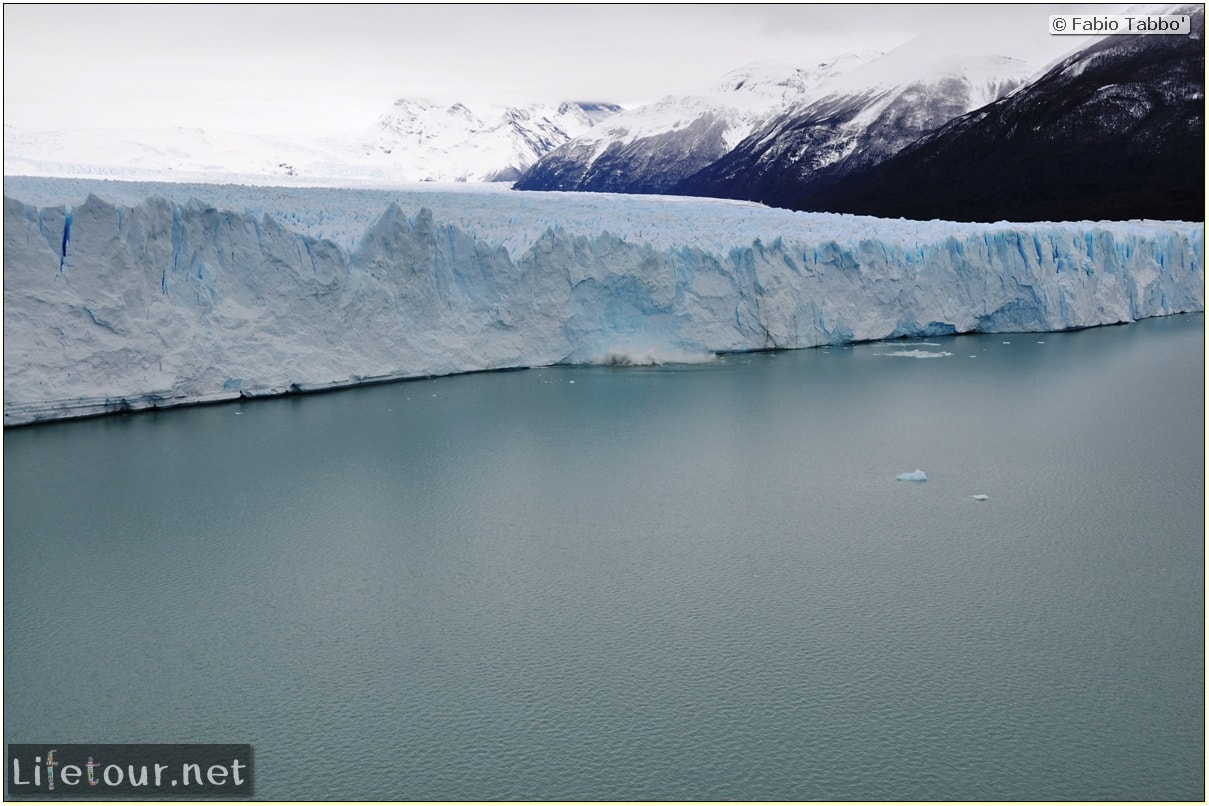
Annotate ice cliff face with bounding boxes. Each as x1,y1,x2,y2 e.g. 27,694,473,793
3,186,1203,425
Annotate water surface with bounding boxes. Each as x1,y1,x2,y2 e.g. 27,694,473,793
5,315,1204,800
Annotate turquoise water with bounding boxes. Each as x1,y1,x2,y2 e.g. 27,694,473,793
4,315,1204,800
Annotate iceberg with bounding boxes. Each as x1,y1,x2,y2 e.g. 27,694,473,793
3,179,1204,425
897,470,929,482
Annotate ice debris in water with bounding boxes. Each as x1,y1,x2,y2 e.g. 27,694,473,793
970,494,989,501
875,349,954,358
897,469,928,481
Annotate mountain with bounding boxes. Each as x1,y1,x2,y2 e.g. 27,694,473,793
365,99,622,182
3,100,622,187
670,47,1033,208
792,6,1205,221
4,180,1202,425
512,57,879,194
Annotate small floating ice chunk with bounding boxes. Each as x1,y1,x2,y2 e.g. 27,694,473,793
875,349,954,359
897,469,928,481
970,494,989,501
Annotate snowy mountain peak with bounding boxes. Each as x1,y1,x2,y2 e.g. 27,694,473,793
373,98,617,141
557,102,623,127
810,40,1033,106
513,48,1024,196
714,54,882,102
547,55,883,153
670,7,1202,221
662,48,1036,207
359,99,623,182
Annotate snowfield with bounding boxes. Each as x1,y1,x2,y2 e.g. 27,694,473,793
3,100,621,186
4,176,1204,425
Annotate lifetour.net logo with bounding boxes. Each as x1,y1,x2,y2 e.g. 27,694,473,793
7,744,252,797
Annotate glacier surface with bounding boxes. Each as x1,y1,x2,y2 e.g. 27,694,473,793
3,177,1204,425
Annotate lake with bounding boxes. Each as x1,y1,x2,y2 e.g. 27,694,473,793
4,314,1204,800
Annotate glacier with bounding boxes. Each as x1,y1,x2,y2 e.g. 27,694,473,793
3,177,1204,426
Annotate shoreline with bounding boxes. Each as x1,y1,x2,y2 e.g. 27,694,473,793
6,313,1201,428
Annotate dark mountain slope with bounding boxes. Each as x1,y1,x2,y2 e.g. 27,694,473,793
513,58,882,195
512,112,732,193
803,11,1205,222
671,55,1028,209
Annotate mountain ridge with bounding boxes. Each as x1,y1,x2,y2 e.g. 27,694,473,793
512,55,884,194
6,18,1202,224
792,6,1205,221
667,50,1033,207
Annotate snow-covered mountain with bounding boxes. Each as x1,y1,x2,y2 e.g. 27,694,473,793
3,100,622,186
512,56,880,194
364,99,621,182
798,4,1205,222
670,47,1033,206
4,179,1202,425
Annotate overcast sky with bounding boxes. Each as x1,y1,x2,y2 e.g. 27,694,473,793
5,3,1130,135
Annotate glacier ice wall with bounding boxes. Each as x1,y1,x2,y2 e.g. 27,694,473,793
3,186,1203,425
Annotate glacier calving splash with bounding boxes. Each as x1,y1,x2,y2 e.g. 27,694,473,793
3,180,1204,425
